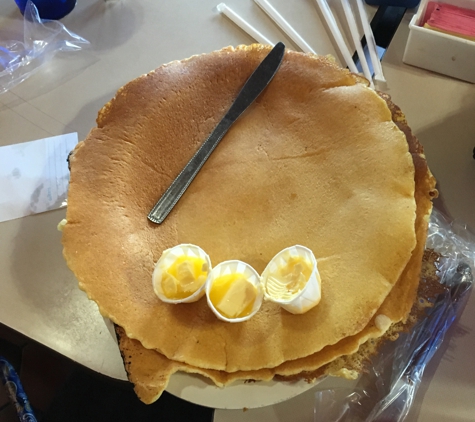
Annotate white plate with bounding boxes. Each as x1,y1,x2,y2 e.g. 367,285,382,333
212,376,358,421
166,372,322,409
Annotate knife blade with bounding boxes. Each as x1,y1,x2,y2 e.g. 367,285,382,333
148,42,286,224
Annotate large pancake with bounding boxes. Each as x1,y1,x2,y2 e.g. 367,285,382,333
62,45,417,371
114,95,437,404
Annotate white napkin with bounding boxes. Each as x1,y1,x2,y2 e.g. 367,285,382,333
0,133,78,223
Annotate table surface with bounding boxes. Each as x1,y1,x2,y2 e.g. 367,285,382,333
1,0,474,421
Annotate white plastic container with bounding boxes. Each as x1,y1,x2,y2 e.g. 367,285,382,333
403,0,475,83
206,260,264,323
261,245,321,314
152,244,211,304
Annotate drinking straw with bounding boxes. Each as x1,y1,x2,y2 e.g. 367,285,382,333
314,0,359,73
254,0,316,54
355,0,386,83
216,3,274,45
341,0,374,87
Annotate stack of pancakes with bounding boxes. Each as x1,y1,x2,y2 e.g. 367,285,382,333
61,45,437,404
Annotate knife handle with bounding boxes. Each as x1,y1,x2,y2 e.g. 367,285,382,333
148,118,232,224
148,43,285,224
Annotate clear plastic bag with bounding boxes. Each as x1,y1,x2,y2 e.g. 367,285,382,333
0,0,89,94
314,208,475,422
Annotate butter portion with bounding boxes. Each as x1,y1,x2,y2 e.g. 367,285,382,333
160,256,208,300
266,256,312,300
57,219,67,231
209,273,257,319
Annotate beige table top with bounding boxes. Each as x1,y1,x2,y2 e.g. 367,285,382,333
1,0,474,420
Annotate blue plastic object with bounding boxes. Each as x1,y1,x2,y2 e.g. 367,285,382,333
365,0,420,8
0,356,38,422
14,0,76,20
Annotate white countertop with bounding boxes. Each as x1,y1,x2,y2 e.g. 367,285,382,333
1,0,474,420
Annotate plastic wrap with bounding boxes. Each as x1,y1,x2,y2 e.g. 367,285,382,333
0,0,89,94
314,208,475,422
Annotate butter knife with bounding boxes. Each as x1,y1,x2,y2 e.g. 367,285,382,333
148,42,286,224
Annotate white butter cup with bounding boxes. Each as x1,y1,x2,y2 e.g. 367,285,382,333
261,245,321,314
206,260,263,323
152,244,211,304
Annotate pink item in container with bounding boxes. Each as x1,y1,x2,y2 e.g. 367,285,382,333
423,2,475,40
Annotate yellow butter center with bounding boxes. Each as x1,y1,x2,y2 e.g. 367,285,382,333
161,256,208,299
209,273,257,319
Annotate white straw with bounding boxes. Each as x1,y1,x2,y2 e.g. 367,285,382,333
340,0,374,88
314,0,358,73
254,0,316,54
355,0,386,83
216,3,274,45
